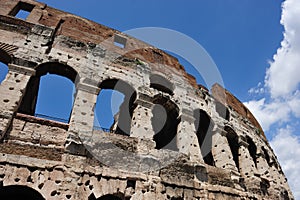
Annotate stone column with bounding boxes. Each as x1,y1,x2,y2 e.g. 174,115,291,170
130,94,156,153
238,137,258,177
211,125,238,171
130,94,155,139
177,109,203,163
0,64,34,139
66,82,99,155
256,150,270,178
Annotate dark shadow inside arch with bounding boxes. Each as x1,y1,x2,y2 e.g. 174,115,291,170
0,61,8,84
152,95,179,151
194,109,215,166
262,146,271,167
215,100,230,121
246,135,257,168
18,62,78,123
0,185,45,200
94,79,137,135
0,49,11,84
225,126,240,171
0,49,12,65
150,74,174,95
89,193,124,200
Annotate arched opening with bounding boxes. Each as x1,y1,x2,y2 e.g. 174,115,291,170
246,136,257,168
0,49,11,84
0,61,8,84
152,95,179,151
224,126,240,171
194,109,215,166
215,101,230,121
94,79,136,135
89,194,123,200
150,74,174,95
0,185,45,200
18,62,78,123
35,74,75,122
262,146,271,166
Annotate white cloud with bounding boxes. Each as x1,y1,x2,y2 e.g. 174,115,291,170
244,97,292,131
265,0,300,98
244,0,300,198
248,82,265,95
270,126,300,199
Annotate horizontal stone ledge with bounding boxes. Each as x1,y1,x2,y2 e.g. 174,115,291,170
8,63,36,75
15,112,69,130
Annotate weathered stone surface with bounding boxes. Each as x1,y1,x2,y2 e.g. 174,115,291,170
0,0,294,199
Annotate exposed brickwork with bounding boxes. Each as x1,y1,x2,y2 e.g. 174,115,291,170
0,0,294,199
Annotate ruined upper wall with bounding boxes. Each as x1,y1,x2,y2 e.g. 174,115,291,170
211,83,266,140
0,0,266,138
0,0,198,87
0,0,294,199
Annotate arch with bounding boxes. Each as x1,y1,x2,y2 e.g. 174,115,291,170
152,95,179,150
215,100,229,121
150,74,174,95
89,193,123,200
18,62,79,123
35,62,78,83
224,126,240,171
94,79,137,135
0,49,11,84
0,49,12,65
246,136,257,167
194,109,215,166
0,61,8,84
0,185,45,200
262,146,271,166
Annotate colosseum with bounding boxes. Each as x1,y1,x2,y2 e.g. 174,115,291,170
0,0,294,199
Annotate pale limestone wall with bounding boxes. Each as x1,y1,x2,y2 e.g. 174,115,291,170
0,0,294,199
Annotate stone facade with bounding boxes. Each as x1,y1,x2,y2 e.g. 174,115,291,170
0,0,294,199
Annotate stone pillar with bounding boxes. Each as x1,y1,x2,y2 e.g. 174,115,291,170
211,125,238,171
130,94,155,139
0,64,34,139
177,109,203,162
66,82,99,155
268,158,288,190
238,137,258,177
256,150,270,178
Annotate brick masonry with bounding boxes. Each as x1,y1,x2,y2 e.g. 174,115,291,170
0,0,294,199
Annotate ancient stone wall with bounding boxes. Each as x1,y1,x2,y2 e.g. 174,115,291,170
0,0,294,199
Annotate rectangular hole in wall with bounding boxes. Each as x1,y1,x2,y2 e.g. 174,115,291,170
114,34,127,48
9,2,35,20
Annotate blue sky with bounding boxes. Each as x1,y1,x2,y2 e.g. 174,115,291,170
1,0,299,198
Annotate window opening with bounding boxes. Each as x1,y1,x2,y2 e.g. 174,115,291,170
10,2,34,20
215,101,230,120
35,74,75,123
262,146,271,166
0,61,8,84
225,126,240,171
94,79,136,136
246,136,257,167
194,109,215,166
114,35,127,48
152,96,179,151
18,62,78,124
94,89,125,132
0,185,45,200
89,194,123,200
150,74,174,95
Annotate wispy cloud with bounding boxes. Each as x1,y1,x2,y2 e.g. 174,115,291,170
265,0,300,98
244,0,300,198
270,126,300,199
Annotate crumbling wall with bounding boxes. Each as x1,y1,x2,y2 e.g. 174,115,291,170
0,0,294,199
